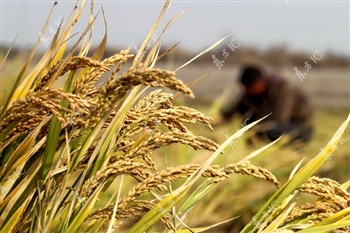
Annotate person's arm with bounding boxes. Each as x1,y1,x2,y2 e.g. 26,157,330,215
213,98,244,127
212,113,226,126
221,102,240,121
271,80,295,124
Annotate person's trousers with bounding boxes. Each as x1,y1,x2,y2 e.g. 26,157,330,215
262,123,313,143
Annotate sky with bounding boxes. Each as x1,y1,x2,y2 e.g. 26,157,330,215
0,0,349,57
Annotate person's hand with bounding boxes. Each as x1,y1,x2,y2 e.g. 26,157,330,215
212,114,226,128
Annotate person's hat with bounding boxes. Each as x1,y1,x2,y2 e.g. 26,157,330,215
240,66,263,85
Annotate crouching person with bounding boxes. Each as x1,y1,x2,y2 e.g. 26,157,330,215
215,65,313,144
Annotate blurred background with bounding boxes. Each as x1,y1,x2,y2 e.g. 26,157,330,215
1,1,349,232
1,0,349,105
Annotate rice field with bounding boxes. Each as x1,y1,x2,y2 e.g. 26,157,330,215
0,1,349,232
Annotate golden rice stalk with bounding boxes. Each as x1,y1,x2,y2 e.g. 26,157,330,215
88,161,279,228
223,161,280,187
90,200,154,221
81,159,152,197
0,88,92,139
34,56,109,92
124,131,218,157
287,201,340,223
73,87,218,170
298,176,350,209
123,104,214,134
104,66,194,98
89,200,174,230
74,50,134,96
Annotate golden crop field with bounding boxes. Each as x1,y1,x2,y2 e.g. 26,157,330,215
0,1,349,232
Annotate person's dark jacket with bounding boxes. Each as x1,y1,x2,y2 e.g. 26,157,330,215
221,74,312,127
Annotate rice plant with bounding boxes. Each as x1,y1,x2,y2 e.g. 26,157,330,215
0,0,349,232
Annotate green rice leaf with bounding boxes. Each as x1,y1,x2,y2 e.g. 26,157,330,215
0,199,28,232
127,184,191,233
66,185,104,232
241,114,350,233
297,220,350,233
